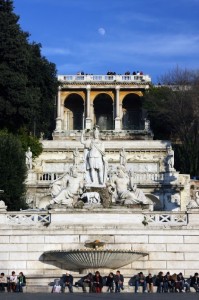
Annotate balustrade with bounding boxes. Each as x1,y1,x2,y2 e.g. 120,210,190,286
58,74,151,83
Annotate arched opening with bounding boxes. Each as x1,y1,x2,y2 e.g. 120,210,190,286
122,94,142,130
64,94,84,130
93,94,113,130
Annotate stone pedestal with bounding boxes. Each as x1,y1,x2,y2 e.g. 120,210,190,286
55,117,62,132
85,118,92,130
114,117,121,130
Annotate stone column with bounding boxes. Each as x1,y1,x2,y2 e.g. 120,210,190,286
85,85,92,129
115,85,121,130
55,86,62,132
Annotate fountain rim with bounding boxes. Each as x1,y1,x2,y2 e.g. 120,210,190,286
44,249,148,256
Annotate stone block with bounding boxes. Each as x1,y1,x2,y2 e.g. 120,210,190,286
27,261,62,270
132,260,166,269
149,252,184,261
167,261,199,269
0,236,9,243
44,235,79,243
0,261,26,269
106,244,132,250
80,235,115,243
132,244,166,252
0,252,9,260
184,253,199,261
10,236,44,244
184,236,199,243
0,244,27,251
10,252,42,261
27,244,61,251
115,235,148,244
149,235,183,243
167,244,199,252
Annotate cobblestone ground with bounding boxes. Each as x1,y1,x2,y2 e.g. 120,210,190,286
1,293,198,300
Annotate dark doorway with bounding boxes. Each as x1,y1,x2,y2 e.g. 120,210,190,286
122,94,142,130
64,94,84,130
94,94,113,130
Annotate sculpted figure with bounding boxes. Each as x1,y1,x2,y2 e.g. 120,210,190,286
50,167,84,207
81,126,107,186
109,167,130,204
73,147,80,166
187,191,199,209
50,172,70,198
25,147,32,170
123,183,149,205
166,146,174,170
119,148,127,167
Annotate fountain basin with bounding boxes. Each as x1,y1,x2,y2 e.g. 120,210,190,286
44,249,148,271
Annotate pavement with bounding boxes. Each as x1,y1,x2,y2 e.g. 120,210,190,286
1,293,198,300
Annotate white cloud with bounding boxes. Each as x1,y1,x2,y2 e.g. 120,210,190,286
98,27,106,36
42,47,71,56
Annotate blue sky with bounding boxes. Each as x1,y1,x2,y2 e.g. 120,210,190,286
13,0,199,83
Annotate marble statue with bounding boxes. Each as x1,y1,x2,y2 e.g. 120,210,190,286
109,166,151,206
119,148,127,167
81,126,107,186
166,146,174,170
187,190,199,209
25,147,32,170
144,118,150,131
123,183,150,205
73,147,80,166
109,166,129,204
50,167,84,207
81,192,101,204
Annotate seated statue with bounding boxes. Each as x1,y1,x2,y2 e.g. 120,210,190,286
109,166,130,204
109,166,151,207
122,183,149,205
49,167,84,207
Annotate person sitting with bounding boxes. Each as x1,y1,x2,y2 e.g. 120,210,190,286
176,272,190,292
7,271,17,292
163,272,173,292
106,272,114,293
82,273,93,293
135,272,147,293
93,271,103,293
146,273,154,293
190,272,199,292
16,272,26,292
114,270,124,293
0,273,7,292
60,272,73,293
155,271,164,293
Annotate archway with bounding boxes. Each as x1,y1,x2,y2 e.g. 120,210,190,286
64,94,84,130
93,94,113,130
122,94,142,130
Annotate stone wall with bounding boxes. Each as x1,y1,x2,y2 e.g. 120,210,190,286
0,209,199,290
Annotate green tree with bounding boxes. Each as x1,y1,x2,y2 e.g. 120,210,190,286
0,130,27,210
0,0,58,137
144,67,199,176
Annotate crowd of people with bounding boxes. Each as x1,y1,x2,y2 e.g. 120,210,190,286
0,271,26,293
1,269,199,293
53,270,199,293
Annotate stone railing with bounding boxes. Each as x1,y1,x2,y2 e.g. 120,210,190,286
58,74,151,83
143,212,187,225
37,172,164,184
131,172,164,184
37,173,63,183
3,212,51,225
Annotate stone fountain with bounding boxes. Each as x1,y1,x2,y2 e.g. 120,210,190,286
43,240,148,272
